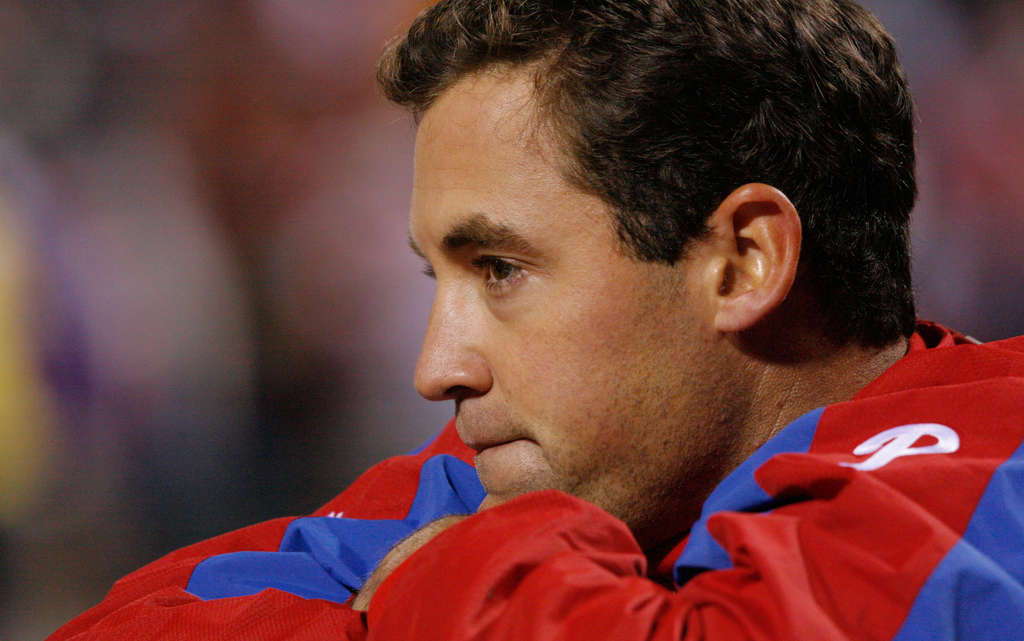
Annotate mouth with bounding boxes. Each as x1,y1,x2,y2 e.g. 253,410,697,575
461,434,527,454
469,438,549,501
473,439,528,469
454,411,526,454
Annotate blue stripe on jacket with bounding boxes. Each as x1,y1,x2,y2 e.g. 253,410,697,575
672,407,823,584
891,436,1024,640
186,454,485,602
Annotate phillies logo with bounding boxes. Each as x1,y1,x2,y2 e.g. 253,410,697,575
839,423,960,472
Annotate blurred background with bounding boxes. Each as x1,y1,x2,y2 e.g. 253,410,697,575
0,0,1021,638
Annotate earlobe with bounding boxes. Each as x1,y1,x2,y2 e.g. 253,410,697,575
706,184,801,333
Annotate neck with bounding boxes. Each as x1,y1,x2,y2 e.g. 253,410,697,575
743,336,909,450
642,339,907,573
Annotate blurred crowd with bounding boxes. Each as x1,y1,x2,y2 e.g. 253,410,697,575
0,1,1021,639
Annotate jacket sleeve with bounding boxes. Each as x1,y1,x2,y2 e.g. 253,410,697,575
366,442,1024,641
366,489,848,641
46,420,474,641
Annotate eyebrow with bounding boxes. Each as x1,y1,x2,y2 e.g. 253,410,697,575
409,214,539,258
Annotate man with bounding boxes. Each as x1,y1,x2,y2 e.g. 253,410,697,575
49,1,1024,640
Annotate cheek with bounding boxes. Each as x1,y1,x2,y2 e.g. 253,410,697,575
497,314,632,412
502,304,671,452
488,264,693,435
505,271,680,400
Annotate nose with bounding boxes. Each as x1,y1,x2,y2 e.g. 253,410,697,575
414,285,493,402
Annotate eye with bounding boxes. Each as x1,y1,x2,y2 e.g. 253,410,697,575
472,256,524,293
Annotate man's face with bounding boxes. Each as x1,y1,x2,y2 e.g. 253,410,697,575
409,69,745,550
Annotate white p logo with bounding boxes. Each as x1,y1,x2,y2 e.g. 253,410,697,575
839,423,960,472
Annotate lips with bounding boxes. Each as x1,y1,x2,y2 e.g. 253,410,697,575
454,411,524,453
473,439,528,466
458,431,523,453
469,438,551,501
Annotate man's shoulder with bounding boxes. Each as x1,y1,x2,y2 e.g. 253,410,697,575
855,322,1024,401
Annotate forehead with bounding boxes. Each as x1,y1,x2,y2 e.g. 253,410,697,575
419,68,543,158
410,68,609,249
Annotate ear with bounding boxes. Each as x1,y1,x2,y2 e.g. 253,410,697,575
701,183,801,333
